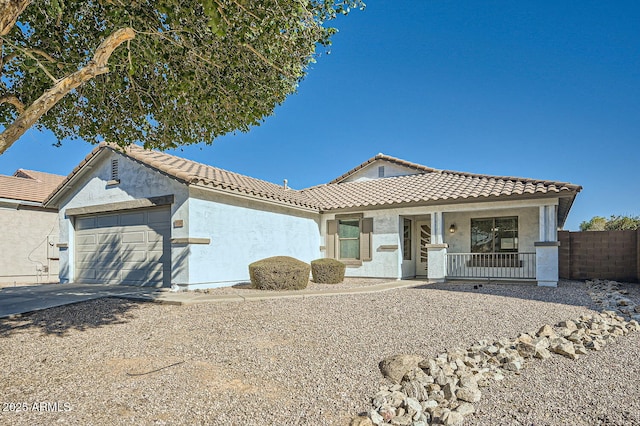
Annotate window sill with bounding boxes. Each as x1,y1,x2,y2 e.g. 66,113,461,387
106,179,120,187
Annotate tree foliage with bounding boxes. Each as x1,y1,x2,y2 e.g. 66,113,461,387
0,0,364,153
580,215,640,231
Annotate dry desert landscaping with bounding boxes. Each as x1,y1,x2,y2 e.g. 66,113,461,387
1,279,639,425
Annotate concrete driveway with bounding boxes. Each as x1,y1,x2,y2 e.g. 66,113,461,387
0,283,168,319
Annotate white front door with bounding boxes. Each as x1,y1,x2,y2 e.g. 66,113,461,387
415,221,431,277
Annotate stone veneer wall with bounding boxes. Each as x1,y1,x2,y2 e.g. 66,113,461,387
558,229,640,283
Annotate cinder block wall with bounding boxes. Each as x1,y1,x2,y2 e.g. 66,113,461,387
558,229,639,283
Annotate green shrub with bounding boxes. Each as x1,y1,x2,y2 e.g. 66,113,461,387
311,258,346,284
248,256,310,290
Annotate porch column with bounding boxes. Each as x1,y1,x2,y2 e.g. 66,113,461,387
431,211,444,244
427,212,447,282
426,244,448,282
535,205,559,287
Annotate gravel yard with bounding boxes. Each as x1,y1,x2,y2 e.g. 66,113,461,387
1,280,639,425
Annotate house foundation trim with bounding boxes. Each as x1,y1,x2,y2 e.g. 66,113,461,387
65,194,175,216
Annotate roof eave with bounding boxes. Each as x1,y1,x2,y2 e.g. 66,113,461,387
43,143,110,208
188,182,320,214
317,190,580,214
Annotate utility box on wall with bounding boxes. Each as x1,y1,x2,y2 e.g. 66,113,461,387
47,234,59,260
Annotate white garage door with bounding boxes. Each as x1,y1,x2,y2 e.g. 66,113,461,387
75,207,171,287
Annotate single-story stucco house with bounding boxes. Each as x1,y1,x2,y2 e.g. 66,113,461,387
0,169,66,284
44,143,581,290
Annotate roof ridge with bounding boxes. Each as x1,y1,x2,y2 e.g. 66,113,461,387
126,144,291,189
327,153,439,184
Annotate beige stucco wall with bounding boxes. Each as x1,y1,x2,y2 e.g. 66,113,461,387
0,205,59,283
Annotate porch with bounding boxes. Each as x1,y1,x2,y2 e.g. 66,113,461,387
446,252,536,280
407,204,560,286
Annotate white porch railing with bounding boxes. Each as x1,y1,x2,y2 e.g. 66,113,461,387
446,252,536,279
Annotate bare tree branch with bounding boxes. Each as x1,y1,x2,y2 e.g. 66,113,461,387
0,27,135,154
29,48,57,64
0,0,32,36
0,94,25,113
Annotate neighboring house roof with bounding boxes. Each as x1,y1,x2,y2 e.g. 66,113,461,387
0,170,66,204
44,144,581,225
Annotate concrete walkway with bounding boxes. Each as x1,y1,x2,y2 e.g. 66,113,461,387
0,280,425,319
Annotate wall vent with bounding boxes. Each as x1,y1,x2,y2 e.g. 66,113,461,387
111,159,120,182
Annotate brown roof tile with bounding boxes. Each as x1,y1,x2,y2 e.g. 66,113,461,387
328,153,438,184
302,169,581,210
44,144,581,219
45,143,319,209
0,170,65,204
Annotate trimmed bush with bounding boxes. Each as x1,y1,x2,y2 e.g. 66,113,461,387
311,258,346,284
249,256,310,290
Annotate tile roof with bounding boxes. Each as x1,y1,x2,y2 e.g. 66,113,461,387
121,144,318,208
0,170,66,204
329,153,438,184
45,144,581,222
45,143,318,209
303,169,581,210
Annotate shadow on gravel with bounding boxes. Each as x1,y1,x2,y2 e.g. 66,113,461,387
409,280,600,310
0,297,144,338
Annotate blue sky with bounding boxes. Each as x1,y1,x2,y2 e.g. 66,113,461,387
1,1,638,230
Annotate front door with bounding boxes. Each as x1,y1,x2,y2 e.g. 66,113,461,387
415,221,431,277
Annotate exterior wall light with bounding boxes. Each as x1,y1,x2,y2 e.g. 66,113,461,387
449,224,456,234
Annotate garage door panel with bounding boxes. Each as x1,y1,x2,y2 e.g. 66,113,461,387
98,234,121,245
76,270,97,281
141,239,164,251
147,231,163,243
76,217,97,230
124,268,163,283
122,250,149,262
120,212,145,226
97,214,119,227
77,269,121,282
93,270,121,283
76,234,97,246
76,250,121,263
121,243,156,255
75,207,171,287
122,231,146,244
